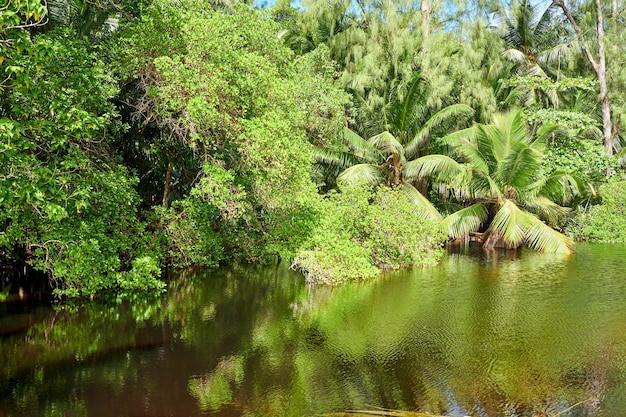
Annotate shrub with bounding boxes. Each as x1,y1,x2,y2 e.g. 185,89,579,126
364,188,446,269
291,185,445,284
568,179,626,243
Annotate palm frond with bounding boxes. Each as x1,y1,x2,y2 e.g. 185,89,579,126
502,48,529,64
530,170,591,202
532,122,561,148
537,42,572,68
403,155,464,182
523,196,570,225
405,104,475,159
343,127,381,162
468,126,498,173
469,169,503,200
338,164,387,186
490,199,535,247
498,141,540,189
491,109,528,158
368,131,405,159
440,126,477,147
401,183,442,221
313,147,356,169
395,74,428,134
441,203,488,239
525,63,548,78
525,217,575,254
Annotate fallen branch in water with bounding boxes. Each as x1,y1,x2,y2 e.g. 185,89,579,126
323,407,466,417
551,398,597,417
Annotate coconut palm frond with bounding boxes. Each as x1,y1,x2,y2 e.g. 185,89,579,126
369,131,405,159
502,48,529,64
498,141,540,189
441,203,488,239
579,125,603,141
404,155,464,182
470,169,504,201
313,147,357,170
395,73,428,134
532,170,591,202
401,183,443,221
465,127,497,173
490,199,535,247
439,126,478,147
537,41,572,68
525,217,575,254
338,164,387,186
493,109,527,148
342,127,381,162
525,63,548,78
523,196,570,225
405,104,475,159
533,122,561,147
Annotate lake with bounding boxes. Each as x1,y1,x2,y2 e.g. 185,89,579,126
1,243,626,416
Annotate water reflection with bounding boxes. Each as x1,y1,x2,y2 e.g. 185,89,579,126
1,244,626,416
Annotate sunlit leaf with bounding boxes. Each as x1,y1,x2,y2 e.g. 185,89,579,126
441,203,488,239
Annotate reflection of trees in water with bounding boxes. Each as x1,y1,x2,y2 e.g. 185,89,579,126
2,246,626,416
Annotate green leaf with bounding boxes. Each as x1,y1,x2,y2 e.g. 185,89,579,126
368,131,404,161
338,164,386,186
490,199,535,247
525,218,575,254
441,203,488,239
404,154,464,182
401,183,442,221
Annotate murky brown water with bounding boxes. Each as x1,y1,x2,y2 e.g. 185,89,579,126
1,243,626,416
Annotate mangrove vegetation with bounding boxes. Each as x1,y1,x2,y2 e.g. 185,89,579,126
2,0,626,297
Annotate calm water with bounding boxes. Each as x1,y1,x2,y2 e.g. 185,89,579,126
1,243,626,417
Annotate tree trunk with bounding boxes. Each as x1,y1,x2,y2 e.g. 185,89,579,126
556,0,613,159
596,0,613,156
162,160,173,209
482,229,501,250
421,0,431,40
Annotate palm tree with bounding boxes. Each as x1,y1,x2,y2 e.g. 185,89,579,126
314,75,474,220
496,0,572,79
314,127,443,220
357,74,473,153
405,109,589,254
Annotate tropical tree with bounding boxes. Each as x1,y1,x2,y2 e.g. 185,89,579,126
496,0,572,79
314,127,441,220
554,0,614,157
315,75,473,220
406,109,588,253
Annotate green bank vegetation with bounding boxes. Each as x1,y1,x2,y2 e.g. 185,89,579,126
2,0,626,297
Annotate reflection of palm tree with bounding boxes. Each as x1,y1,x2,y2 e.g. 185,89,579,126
408,109,587,253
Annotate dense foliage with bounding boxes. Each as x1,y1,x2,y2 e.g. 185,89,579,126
569,180,626,244
2,0,626,297
292,185,445,284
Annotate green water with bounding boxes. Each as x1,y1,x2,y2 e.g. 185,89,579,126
1,243,626,416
